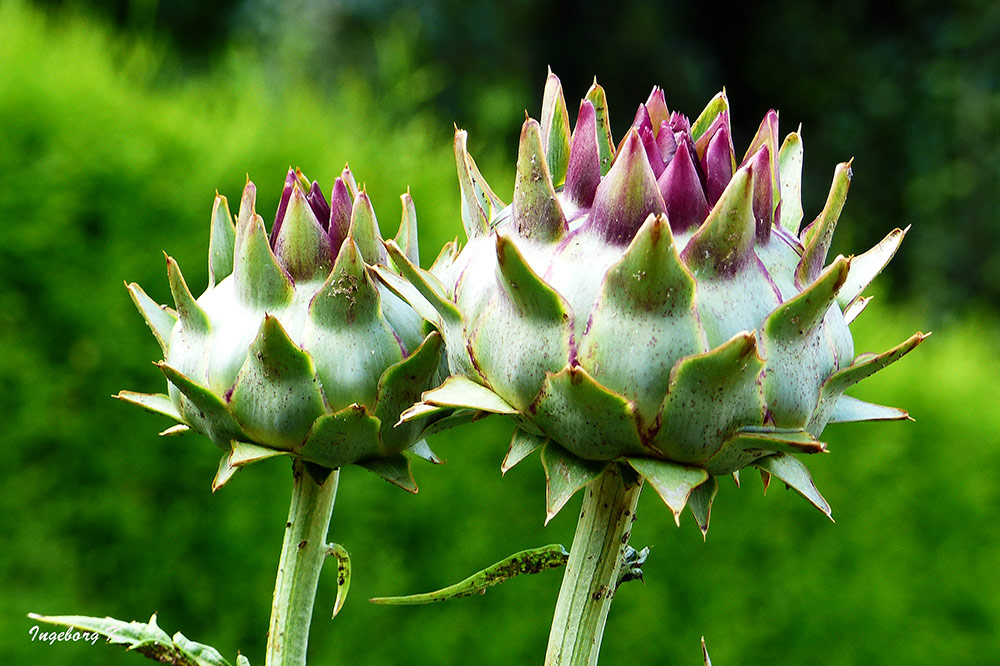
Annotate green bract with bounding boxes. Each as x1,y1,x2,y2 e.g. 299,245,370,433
119,167,452,492
390,71,926,528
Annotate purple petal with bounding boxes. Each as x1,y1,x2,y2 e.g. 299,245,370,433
328,176,352,254
587,129,666,244
644,86,670,135
657,140,710,234
657,120,677,164
632,103,653,136
306,181,331,233
270,168,298,246
564,99,602,210
640,125,666,179
748,145,774,243
702,125,735,207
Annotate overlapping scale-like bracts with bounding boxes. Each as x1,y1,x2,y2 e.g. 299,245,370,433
119,167,458,492
388,71,925,530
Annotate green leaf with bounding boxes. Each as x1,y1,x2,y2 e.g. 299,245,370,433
208,193,236,287
369,544,568,606
27,613,235,666
682,164,755,278
626,458,708,524
540,442,608,523
393,190,420,266
690,91,730,142
232,198,294,310
273,186,334,282
328,543,351,618
755,453,832,519
454,128,491,239
348,189,388,266
418,375,517,414
587,129,666,245
157,363,246,450
126,282,177,353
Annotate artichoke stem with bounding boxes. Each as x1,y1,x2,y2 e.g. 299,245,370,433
545,464,643,666
265,460,340,666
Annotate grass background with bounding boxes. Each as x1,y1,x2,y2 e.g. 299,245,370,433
2,1,998,664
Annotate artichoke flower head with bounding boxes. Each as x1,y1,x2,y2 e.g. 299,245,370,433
119,166,454,492
386,71,926,529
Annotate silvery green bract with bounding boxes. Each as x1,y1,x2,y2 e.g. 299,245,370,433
119,167,451,492
387,72,925,529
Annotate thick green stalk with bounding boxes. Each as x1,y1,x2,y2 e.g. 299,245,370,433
265,461,340,666
545,465,643,666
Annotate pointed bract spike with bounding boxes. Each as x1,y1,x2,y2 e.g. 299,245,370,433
349,190,389,265
383,240,463,326
237,180,257,229
627,458,708,525
755,454,832,519
228,440,290,468
778,132,805,234
165,255,210,333
394,191,420,266
529,365,647,461
809,332,928,434
588,129,667,244
306,181,331,232
455,128,490,238
843,295,872,324
502,428,547,474
837,227,908,308
273,187,334,281
420,375,517,414
359,454,418,493
657,140,710,234
681,164,755,276
701,125,735,207
271,168,298,247
233,210,294,309
329,177,353,254
687,476,719,538
564,100,602,209
213,451,240,491
410,439,444,464
693,109,732,163
541,442,608,524
585,81,616,175
539,73,571,187
632,103,653,135
765,256,850,339
372,331,444,454
749,145,774,243
724,428,827,455
797,162,852,284
208,194,236,287
115,390,185,423
126,282,177,353
829,395,910,423
340,164,358,197
645,86,670,133
495,233,571,320
513,119,567,242
157,362,246,448
227,316,327,449
690,91,730,142
759,468,772,493
702,637,713,666
159,424,189,436
742,109,780,166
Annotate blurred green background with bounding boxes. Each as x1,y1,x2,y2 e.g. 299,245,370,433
3,0,998,664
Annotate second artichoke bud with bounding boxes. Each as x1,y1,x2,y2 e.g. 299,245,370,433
119,166,452,491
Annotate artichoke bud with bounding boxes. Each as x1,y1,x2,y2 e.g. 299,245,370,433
396,71,925,531
119,167,449,492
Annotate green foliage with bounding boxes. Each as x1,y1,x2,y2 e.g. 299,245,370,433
3,2,997,666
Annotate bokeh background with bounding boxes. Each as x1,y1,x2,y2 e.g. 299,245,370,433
3,0,999,663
